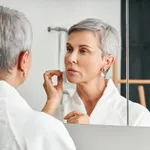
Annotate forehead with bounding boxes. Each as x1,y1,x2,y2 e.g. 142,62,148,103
67,30,100,47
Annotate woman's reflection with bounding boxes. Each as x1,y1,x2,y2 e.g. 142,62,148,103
42,18,150,126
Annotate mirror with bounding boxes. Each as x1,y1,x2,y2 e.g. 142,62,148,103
1,0,130,126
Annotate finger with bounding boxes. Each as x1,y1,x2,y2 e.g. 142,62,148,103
67,120,76,124
64,110,82,119
45,70,62,78
43,71,53,86
55,74,63,92
43,70,62,86
58,74,63,87
67,116,79,124
64,111,76,119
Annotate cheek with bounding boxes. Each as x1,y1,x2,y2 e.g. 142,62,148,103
83,57,102,73
64,55,68,67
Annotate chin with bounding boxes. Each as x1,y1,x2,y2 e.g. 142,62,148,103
66,77,80,84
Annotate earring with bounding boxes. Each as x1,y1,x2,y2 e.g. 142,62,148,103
101,68,106,78
23,70,27,77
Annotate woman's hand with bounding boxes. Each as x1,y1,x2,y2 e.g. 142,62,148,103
64,110,90,124
42,70,63,115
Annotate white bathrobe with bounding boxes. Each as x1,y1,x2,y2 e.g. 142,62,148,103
55,79,150,126
0,81,76,150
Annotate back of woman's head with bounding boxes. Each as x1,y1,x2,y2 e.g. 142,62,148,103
0,6,32,74
68,18,120,58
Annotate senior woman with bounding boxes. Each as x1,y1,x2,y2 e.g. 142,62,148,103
0,6,75,150
43,18,150,126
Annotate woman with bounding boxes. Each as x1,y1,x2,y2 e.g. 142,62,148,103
43,18,150,126
0,6,75,150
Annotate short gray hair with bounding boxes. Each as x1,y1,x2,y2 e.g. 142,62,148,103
0,6,32,73
68,18,120,57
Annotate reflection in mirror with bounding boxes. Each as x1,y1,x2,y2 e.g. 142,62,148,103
121,0,150,127
52,18,125,126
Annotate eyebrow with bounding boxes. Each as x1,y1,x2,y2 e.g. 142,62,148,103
79,45,92,49
66,42,92,49
66,43,72,47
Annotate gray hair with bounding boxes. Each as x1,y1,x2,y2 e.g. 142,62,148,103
68,18,120,57
0,6,32,73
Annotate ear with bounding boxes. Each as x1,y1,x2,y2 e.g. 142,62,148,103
103,55,115,72
18,51,30,72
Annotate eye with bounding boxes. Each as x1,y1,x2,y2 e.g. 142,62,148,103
80,49,88,54
66,47,73,53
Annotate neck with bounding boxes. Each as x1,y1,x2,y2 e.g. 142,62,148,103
76,76,107,105
0,70,22,88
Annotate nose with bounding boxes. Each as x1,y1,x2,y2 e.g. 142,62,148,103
67,51,77,64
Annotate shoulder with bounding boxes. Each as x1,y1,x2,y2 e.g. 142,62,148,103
22,111,76,149
117,96,150,126
128,100,150,126
24,111,66,133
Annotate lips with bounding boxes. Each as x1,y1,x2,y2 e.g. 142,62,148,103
67,68,78,72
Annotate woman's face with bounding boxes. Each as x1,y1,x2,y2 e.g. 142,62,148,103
65,30,104,84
